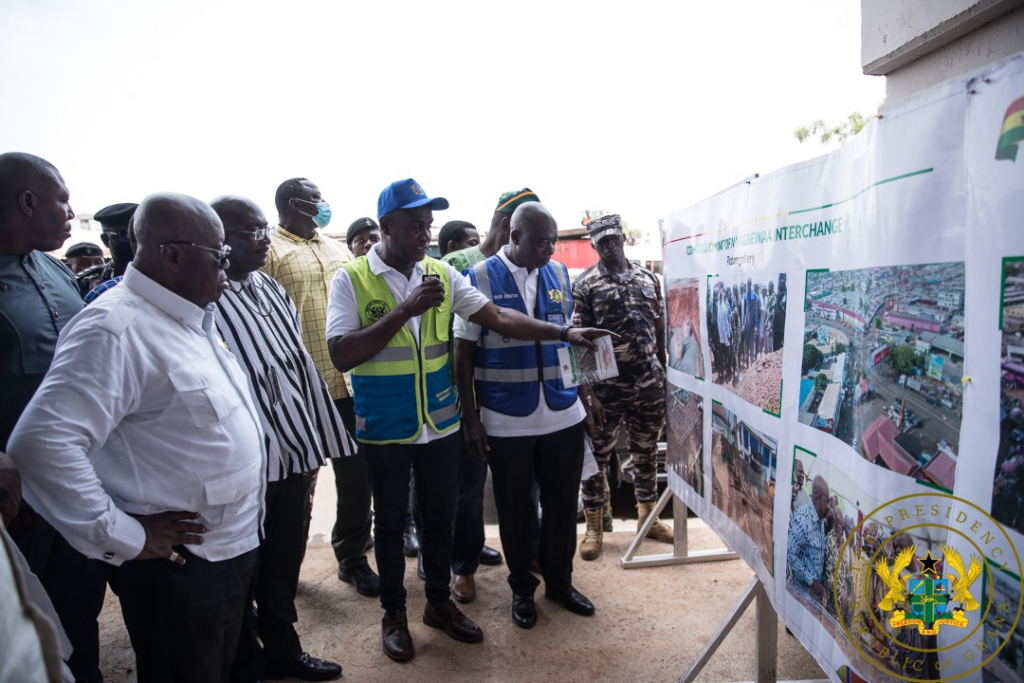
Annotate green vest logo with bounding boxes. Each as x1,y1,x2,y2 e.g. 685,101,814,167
365,299,390,321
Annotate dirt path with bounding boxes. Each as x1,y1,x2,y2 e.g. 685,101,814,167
96,521,826,682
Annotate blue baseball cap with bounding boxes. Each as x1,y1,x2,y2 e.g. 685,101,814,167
377,178,449,219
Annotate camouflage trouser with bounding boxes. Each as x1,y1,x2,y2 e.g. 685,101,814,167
581,372,666,510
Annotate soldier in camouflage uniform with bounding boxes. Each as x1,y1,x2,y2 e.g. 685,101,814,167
572,214,671,560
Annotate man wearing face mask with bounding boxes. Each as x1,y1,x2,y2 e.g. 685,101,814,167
77,202,137,298
264,178,379,599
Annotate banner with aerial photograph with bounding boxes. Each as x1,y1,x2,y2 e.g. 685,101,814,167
661,53,1024,683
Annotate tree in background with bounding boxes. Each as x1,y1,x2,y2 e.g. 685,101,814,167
794,111,879,145
803,344,823,375
889,344,918,376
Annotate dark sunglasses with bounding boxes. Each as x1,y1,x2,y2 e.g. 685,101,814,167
160,241,231,269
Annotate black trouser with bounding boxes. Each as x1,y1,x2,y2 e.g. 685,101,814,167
108,547,257,683
487,422,585,597
451,439,488,576
231,473,315,680
331,397,373,570
14,517,106,683
364,432,460,613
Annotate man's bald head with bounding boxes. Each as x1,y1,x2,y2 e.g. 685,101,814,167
209,195,261,229
0,152,59,209
510,202,554,236
0,152,73,255
210,195,270,279
811,475,831,519
133,193,228,308
507,202,558,271
134,193,223,253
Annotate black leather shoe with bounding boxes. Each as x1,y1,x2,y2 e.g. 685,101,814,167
265,652,342,681
416,552,425,581
544,586,595,616
423,599,484,643
511,593,537,629
382,609,414,662
337,564,380,597
478,545,503,566
403,516,419,557
403,531,420,558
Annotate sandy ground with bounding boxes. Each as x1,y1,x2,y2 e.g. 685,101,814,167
96,501,828,682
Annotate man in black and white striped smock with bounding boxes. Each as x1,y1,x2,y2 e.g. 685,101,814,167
212,196,352,683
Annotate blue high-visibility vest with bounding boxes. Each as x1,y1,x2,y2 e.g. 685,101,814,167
468,256,576,417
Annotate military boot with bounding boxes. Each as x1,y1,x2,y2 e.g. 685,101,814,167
637,501,674,544
579,508,603,560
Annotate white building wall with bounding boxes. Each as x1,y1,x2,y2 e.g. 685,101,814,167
861,0,1024,104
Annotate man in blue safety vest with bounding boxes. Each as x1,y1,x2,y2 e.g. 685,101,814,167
325,179,611,664
455,202,600,630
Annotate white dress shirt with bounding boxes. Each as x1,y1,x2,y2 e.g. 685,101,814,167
326,244,489,443
454,247,585,438
8,265,265,565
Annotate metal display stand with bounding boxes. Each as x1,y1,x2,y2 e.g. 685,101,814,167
675,577,827,683
620,486,738,568
621,488,826,683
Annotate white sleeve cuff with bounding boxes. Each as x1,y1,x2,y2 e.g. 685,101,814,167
95,507,148,566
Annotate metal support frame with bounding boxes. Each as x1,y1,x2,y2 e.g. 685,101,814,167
620,486,739,568
675,576,828,683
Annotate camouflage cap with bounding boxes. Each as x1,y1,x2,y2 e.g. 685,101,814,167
586,214,622,245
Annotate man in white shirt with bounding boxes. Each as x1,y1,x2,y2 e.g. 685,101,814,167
454,202,597,630
326,179,609,663
8,193,265,683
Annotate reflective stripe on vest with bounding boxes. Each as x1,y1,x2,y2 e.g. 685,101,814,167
469,256,577,417
345,256,460,443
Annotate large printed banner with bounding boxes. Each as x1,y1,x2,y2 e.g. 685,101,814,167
662,53,1024,683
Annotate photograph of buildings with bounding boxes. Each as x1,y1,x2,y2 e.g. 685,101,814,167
666,277,704,379
801,263,965,492
994,258,1024,535
706,273,788,414
982,566,1024,682
710,402,776,573
666,388,704,496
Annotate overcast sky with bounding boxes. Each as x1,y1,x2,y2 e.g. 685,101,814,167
0,0,885,238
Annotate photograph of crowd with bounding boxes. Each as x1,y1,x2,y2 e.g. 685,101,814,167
666,388,704,496
995,257,1024,536
802,263,965,492
706,273,787,415
666,277,704,379
786,454,960,683
983,566,1024,682
710,402,776,573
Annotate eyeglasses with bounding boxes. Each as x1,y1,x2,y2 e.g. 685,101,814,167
227,225,275,241
160,241,232,269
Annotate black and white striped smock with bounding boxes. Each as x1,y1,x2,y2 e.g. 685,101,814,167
215,271,354,482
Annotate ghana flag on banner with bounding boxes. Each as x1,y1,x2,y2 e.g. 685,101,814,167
995,96,1024,161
